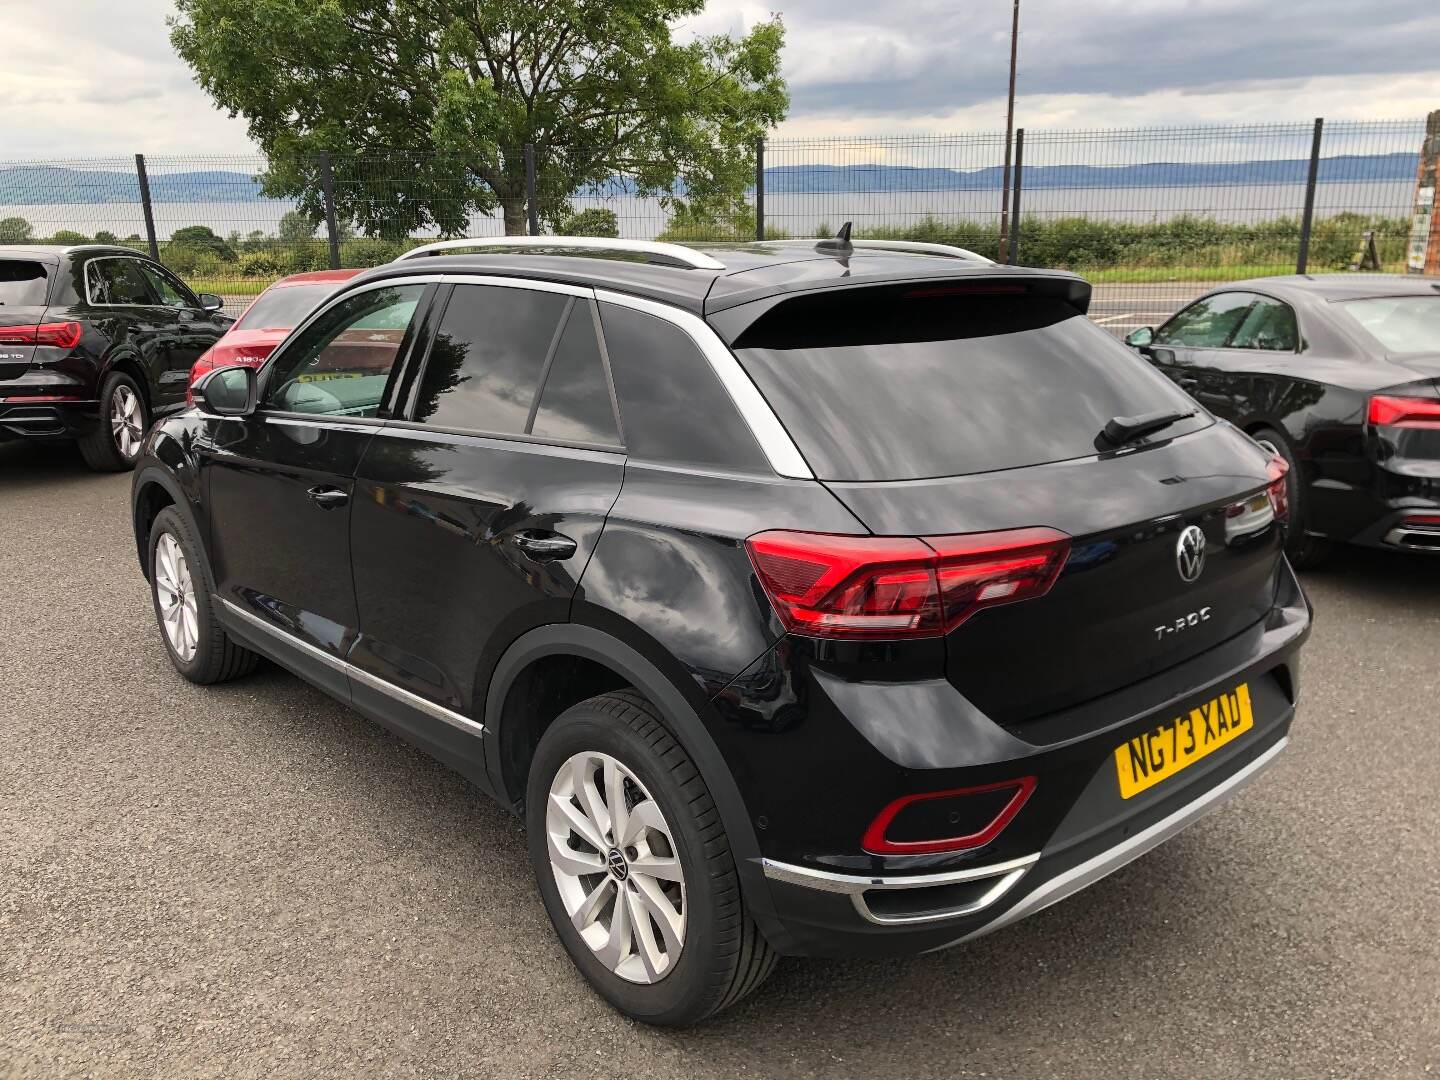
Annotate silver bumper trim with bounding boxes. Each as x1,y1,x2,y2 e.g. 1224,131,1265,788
761,853,1039,926
934,733,1290,950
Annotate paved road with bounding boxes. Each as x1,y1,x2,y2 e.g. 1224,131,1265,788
3,440,1437,1079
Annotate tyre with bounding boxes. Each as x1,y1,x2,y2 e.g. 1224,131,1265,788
1252,426,1330,569
148,506,260,684
526,690,777,1026
78,371,148,472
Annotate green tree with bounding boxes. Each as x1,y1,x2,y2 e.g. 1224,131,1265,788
170,224,236,261
556,207,620,238
50,229,89,244
0,216,33,242
93,230,118,244
278,210,317,242
170,1,787,236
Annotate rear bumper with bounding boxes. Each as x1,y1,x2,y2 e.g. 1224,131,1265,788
1309,457,1440,553
736,560,1309,959
0,399,100,441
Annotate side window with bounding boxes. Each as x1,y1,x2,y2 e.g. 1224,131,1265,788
411,284,569,436
138,263,198,309
1153,292,1257,348
264,284,424,417
1228,297,1298,352
598,302,767,471
531,302,622,446
86,258,155,306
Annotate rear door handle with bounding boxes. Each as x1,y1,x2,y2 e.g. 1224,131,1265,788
510,529,577,563
307,485,350,510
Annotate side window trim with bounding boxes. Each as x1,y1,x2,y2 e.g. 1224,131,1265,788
523,295,578,433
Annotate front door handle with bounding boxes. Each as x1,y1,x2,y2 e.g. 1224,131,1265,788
307,485,349,510
510,529,577,563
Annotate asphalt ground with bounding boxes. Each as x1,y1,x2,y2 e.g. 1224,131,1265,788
2,438,1438,1079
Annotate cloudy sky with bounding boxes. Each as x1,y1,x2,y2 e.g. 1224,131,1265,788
4,0,1438,158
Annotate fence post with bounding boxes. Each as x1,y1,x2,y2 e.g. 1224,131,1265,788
1008,128,1025,264
755,137,766,241
318,152,341,270
1297,117,1324,275
524,144,540,236
134,154,159,261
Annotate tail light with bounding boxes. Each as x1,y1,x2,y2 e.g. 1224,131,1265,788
0,321,83,349
1265,455,1290,523
186,353,216,408
862,777,1037,855
1368,394,1440,428
745,527,1071,640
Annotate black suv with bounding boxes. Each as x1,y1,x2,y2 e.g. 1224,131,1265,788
130,235,1310,1026
0,245,229,470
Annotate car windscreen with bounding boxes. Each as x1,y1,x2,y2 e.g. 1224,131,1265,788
0,260,51,306
234,282,339,330
1337,296,1440,354
728,282,1211,482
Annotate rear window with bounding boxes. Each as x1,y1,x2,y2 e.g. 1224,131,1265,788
236,282,343,330
729,283,1209,482
0,260,50,306
1338,296,1440,354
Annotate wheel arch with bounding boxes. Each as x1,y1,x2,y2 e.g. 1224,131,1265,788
101,347,155,409
131,465,202,580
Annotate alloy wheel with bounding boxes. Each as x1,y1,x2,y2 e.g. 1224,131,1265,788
545,750,687,984
154,533,199,662
111,384,143,461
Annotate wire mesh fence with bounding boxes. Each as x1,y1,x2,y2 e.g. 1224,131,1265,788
0,118,1428,324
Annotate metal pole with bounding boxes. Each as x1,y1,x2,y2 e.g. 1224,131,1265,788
997,0,1020,263
318,152,341,269
1297,117,1324,275
134,154,159,261
1008,128,1025,263
755,137,766,241
524,144,540,236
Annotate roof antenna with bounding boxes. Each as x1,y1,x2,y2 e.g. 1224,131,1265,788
815,221,854,257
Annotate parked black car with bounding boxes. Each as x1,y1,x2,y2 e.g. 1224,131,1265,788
0,244,230,470
1126,274,1440,565
130,235,1310,1025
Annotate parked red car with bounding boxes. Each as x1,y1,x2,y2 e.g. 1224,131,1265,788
186,268,365,404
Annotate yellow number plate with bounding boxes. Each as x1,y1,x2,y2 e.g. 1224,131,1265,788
1114,683,1254,799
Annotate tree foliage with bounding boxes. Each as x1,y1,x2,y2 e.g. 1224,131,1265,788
0,216,33,242
171,0,787,236
170,225,236,260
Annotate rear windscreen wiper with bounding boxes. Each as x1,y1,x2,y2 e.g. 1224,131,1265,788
1100,408,1196,446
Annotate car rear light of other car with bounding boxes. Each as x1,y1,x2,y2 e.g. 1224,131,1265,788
745,527,1071,640
861,776,1037,855
185,353,215,408
1368,394,1440,428
0,321,83,349
1265,455,1290,523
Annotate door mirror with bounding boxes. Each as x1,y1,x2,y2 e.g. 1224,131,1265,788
1125,326,1155,348
193,365,256,416
198,293,225,314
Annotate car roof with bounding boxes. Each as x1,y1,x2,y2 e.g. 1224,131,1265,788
268,268,367,287
1222,273,1440,303
348,244,1088,316
0,243,147,263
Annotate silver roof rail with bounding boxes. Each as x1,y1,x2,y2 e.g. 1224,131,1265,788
392,236,727,271
757,237,993,263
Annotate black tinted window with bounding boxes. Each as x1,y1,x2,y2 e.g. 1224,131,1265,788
730,284,1209,482
598,303,766,471
413,284,567,435
236,283,341,330
87,258,154,305
1154,292,1256,347
0,260,49,305
1228,297,1297,351
532,302,621,446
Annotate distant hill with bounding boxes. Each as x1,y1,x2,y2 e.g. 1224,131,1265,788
0,152,1420,205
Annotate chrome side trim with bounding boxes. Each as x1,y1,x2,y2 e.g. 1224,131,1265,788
394,236,727,271
937,734,1290,950
1383,525,1440,551
762,853,1038,926
593,290,814,479
217,598,485,737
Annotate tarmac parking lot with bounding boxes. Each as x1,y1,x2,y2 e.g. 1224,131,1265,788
2,438,1438,1079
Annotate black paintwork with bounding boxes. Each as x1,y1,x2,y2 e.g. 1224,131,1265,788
1130,274,1440,552
131,245,1310,959
0,245,230,446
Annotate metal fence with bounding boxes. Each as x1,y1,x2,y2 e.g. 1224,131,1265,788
0,119,1426,328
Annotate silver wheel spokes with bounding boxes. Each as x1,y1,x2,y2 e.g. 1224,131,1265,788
154,533,199,662
546,750,686,984
111,385,143,460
